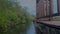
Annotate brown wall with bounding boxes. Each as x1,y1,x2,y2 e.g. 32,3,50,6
36,0,50,18
36,0,44,18
44,0,51,16
36,0,54,17
36,0,60,21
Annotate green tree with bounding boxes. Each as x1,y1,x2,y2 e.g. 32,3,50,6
0,0,33,34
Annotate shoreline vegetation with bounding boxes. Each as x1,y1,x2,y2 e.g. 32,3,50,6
0,0,34,34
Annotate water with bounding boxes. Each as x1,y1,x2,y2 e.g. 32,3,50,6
26,22,36,34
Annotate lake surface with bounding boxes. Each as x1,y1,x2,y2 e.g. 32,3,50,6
26,22,36,34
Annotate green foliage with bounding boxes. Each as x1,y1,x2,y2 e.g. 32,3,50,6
0,0,33,34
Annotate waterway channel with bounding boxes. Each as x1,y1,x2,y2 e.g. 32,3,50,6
26,22,36,34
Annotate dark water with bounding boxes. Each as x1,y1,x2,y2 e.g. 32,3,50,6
26,22,36,34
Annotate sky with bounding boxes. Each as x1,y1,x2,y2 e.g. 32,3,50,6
53,0,58,13
18,0,36,16
18,0,58,16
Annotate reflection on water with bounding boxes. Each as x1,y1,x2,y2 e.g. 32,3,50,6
26,22,36,34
